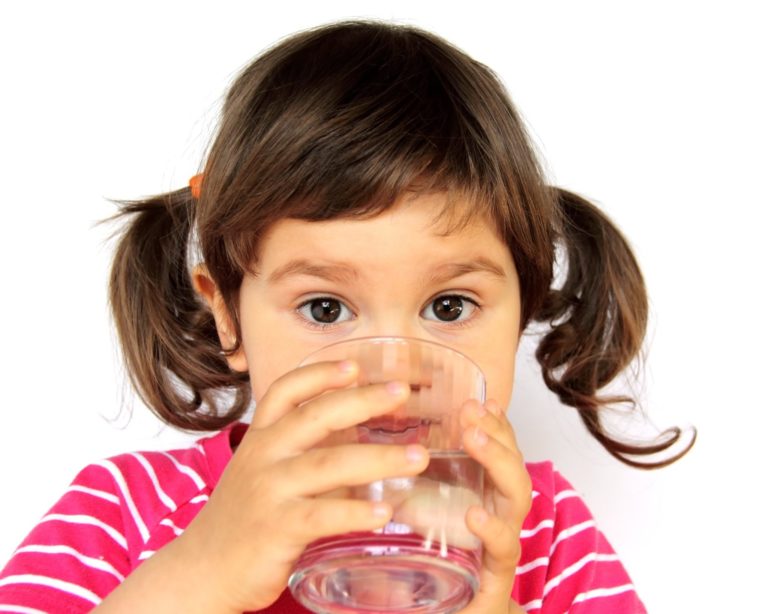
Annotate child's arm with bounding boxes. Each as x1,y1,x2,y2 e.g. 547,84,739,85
535,468,647,613
499,461,648,613
0,463,131,612
445,402,646,613
91,359,428,612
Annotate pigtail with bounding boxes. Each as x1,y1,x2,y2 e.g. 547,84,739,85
105,187,251,430
534,188,694,468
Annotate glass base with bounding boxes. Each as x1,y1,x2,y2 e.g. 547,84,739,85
289,534,478,614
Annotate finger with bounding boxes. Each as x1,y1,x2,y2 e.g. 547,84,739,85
274,443,429,498
460,399,519,454
485,398,503,417
468,506,520,577
268,381,412,455
250,359,360,429
281,497,395,547
461,507,521,613
462,420,532,520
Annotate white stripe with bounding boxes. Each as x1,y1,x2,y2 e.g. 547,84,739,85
160,518,185,536
138,550,155,561
516,555,549,576
94,460,149,542
531,490,540,500
519,597,542,612
65,485,120,505
573,583,636,604
159,451,206,489
520,519,554,539
543,553,620,596
130,453,177,511
190,494,209,504
553,489,579,504
40,514,127,550
0,605,47,613
0,575,101,605
14,545,125,582
549,520,595,555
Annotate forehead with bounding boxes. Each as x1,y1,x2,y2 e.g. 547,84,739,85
253,193,514,277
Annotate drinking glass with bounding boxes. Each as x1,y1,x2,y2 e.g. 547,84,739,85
289,336,486,614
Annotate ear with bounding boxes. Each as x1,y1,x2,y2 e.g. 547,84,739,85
191,264,249,372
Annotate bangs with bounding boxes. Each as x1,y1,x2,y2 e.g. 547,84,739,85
196,21,556,320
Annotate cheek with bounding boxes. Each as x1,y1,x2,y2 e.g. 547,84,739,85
472,319,519,410
242,330,309,402
238,290,308,401
482,356,516,411
248,360,281,402
244,327,343,401
248,349,314,402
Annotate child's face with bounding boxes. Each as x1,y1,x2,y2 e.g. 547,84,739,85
199,191,521,411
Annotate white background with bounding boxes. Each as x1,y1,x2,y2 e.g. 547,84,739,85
0,2,765,611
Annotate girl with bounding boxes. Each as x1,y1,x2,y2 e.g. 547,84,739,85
0,20,690,613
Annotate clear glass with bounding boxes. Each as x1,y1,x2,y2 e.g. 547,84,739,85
289,337,486,614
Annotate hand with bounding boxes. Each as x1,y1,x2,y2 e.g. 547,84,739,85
171,360,429,612
456,398,532,614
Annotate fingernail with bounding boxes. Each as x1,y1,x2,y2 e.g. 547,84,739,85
406,445,426,464
338,360,356,373
386,381,407,396
474,403,487,418
473,427,488,446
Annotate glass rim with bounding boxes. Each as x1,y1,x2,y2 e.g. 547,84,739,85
297,335,485,376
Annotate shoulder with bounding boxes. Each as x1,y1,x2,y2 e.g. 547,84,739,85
72,427,236,542
71,436,213,512
514,462,647,613
0,428,234,612
525,460,566,504
94,437,214,500
517,460,582,568
523,460,602,526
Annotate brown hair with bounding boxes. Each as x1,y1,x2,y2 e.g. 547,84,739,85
106,20,693,467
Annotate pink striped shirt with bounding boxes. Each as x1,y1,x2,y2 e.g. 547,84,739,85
0,424,645,613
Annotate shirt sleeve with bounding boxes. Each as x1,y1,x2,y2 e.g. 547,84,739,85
537,469,647,614
0,463,131,613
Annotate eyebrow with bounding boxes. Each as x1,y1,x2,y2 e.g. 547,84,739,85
427,258,507,284
268,259,359,285
266,257,507,285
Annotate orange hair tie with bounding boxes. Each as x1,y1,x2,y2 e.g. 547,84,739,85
189,173,204,199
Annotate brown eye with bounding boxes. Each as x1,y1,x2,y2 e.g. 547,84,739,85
309,298,342,323
296,297,354,329
432,296,464,321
